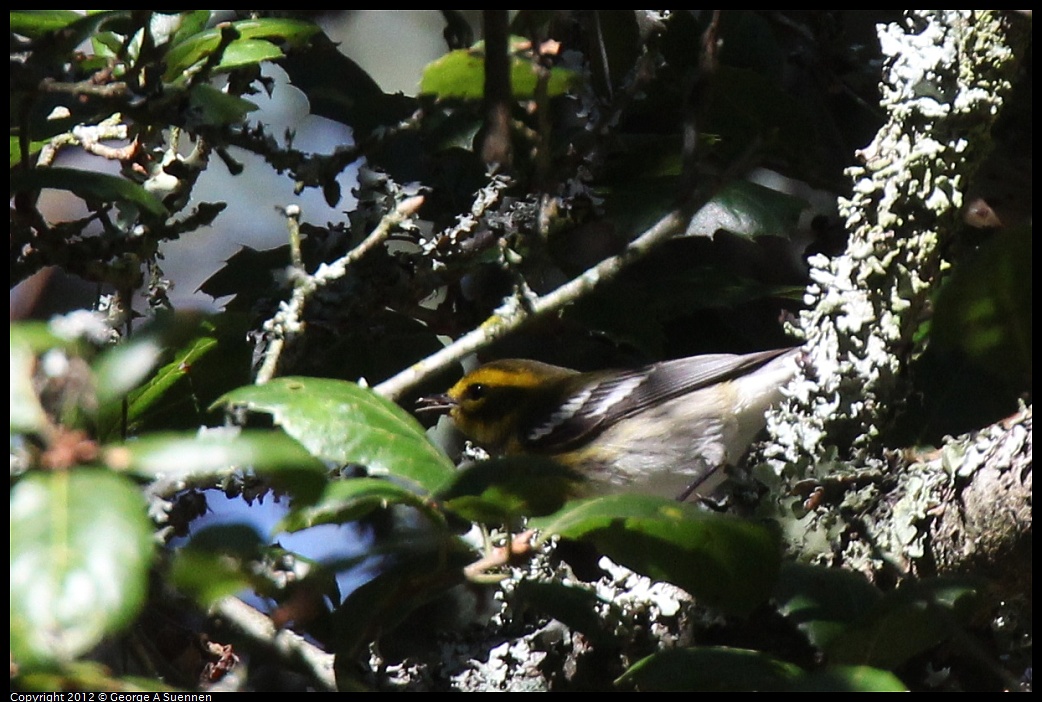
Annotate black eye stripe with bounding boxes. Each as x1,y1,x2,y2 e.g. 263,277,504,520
465,383,486,401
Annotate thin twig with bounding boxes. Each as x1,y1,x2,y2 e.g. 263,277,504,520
255,195,425,384
374,207,689,401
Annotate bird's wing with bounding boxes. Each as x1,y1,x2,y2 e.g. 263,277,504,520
522,348,795,451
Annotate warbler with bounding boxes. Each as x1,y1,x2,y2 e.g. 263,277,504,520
417,348,802,500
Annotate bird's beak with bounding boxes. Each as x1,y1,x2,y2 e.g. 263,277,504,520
415,393,457,415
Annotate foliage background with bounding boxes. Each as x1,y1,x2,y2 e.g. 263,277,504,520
10,10,1031,692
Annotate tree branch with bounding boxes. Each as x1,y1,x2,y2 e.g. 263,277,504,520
374,207,689,401
210,596,336,692
757,10,1028,577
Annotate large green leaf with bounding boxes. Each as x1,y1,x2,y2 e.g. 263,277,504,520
10,167,168,217
532,494,780,616
103,429,328,503
10,470,154,667
214,377,456,494
10,11,129,47
10,10,85,36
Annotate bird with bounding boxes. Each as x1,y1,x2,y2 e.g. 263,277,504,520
417,347,802,501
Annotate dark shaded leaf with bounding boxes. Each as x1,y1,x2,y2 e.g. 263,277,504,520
619,647,804,691
278,31,416,135
279,477,434,532
930,224,1032,387
773,562,883,650
186,83,258,127
439,456,585,525
327,541,476,661
532,494,780,615
10,167,168,217
825,577,989,669
170,523,266,605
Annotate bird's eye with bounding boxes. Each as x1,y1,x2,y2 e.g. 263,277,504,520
463,383,486,401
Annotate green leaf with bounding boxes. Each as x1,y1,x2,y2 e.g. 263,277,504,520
10,10,85,37
10,470,154,667
10,167,168,217
279,477,433,532
214,377,456,494
94,313,250,440
619,647,804,691
93,312,210,422
186,83,258,127
786,665,907,692
439,456,585,525
619,649,908,692
169,10,212,47
103,429,328,504
216,38,285,70
603,175,807,246
685,180,808,239
532,495,780,616
121,335,216,427
10,11,130,47
773,562,883,650
164,17,320,82
420,37,581,100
